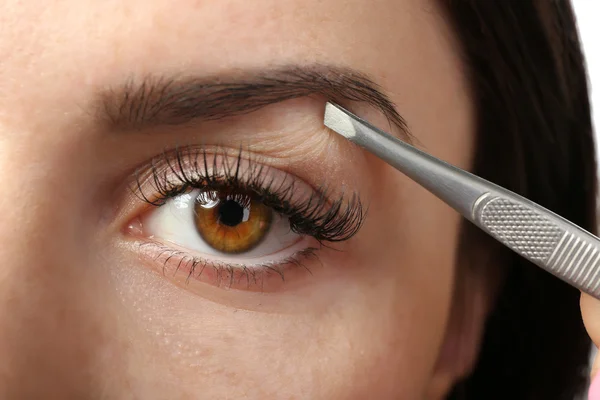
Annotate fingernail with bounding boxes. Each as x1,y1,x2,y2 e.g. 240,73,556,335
590,374,600,400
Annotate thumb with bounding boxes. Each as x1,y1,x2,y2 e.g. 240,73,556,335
580,293,600,399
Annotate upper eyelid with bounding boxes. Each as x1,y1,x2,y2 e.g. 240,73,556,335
131,147,320,205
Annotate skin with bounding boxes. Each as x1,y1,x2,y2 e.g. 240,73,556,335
581,296,600,385
0,0,487,399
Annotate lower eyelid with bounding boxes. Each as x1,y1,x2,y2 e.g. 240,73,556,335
160,233,314,266
135,240,322,293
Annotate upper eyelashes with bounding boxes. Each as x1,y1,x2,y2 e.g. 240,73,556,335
133,146,365,244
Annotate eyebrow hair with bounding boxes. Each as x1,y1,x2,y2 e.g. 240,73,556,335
99,64,409,137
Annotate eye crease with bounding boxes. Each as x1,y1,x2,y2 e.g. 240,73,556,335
127,147,366,291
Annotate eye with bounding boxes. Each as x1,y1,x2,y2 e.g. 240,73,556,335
126,148,365,292
142,189,303,260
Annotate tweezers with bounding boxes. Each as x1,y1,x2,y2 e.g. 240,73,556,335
324,102,600,299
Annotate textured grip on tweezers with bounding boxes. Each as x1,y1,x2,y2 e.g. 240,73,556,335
475,195,600,296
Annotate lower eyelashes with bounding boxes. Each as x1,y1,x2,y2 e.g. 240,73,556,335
124,147,364,293
137,241,321,292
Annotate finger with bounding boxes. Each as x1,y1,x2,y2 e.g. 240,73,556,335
581,294,600,399
581,293,600,375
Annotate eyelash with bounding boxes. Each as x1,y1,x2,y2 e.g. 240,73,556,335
134,146,365,244
141,242,322,290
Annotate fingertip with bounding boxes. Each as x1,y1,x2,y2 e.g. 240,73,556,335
581,294,600,341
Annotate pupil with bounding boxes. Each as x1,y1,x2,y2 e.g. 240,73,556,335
218,200,245,227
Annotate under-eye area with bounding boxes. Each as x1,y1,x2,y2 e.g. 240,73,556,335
124,146,365,292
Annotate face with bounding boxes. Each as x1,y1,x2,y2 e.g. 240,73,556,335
0,1,478,399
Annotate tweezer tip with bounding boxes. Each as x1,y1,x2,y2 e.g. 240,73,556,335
324,102,357,139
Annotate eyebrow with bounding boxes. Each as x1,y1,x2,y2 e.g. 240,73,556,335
99,64,409,137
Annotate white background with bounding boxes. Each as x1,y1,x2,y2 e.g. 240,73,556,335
574,1,600,156
566,2,596,398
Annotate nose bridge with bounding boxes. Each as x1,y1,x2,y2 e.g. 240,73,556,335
0,144,97,398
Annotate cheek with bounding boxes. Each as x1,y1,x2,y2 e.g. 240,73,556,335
104,188,460,400
350,164,462,396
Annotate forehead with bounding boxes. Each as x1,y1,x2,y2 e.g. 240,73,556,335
0,0,454,104
0,0,431,62
0,0,472,174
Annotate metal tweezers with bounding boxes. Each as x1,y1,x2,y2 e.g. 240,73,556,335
324,102,600,299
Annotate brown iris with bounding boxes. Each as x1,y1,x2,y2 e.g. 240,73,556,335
193,190,273,254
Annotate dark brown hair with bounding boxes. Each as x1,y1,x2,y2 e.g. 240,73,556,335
440,1,597,399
